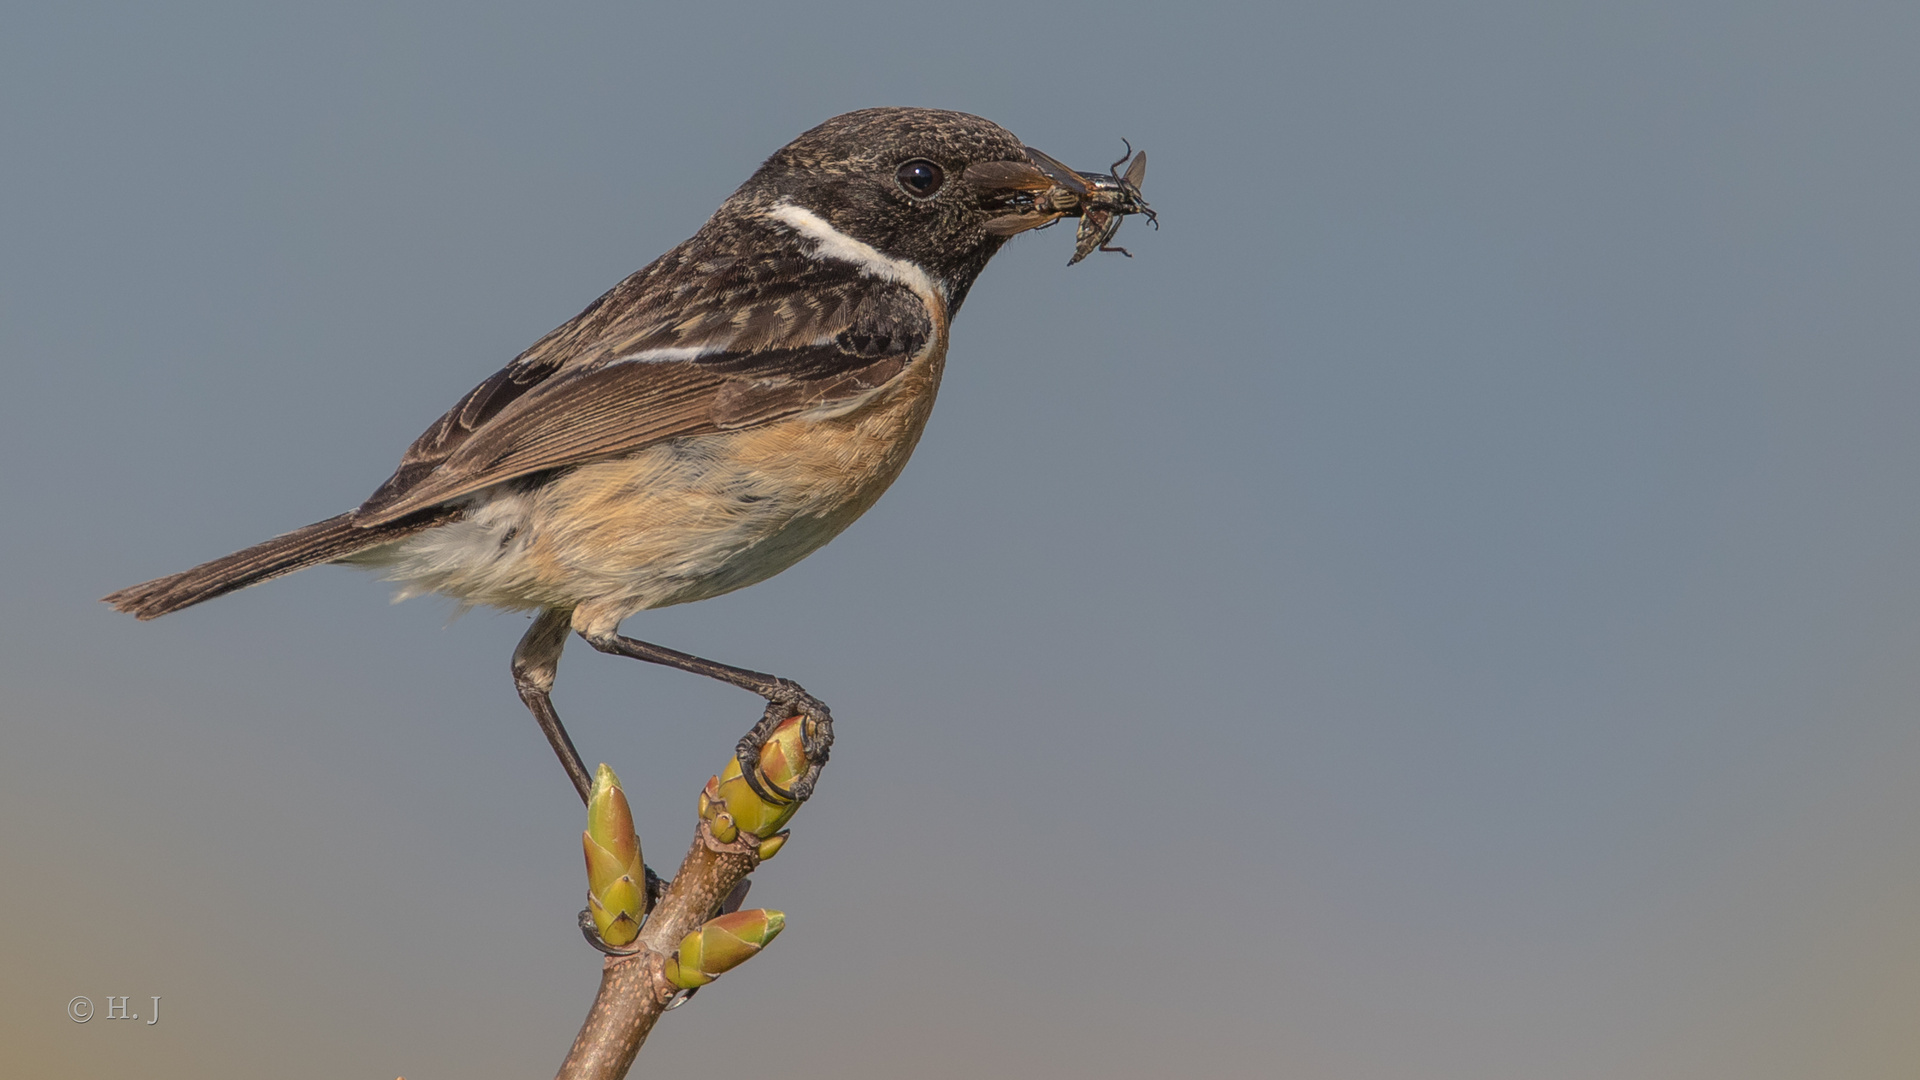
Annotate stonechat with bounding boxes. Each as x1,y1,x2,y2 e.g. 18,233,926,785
106,107,1150,804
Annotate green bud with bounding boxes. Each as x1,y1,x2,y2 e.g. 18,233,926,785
660,956,708,989
756,831,789,860
707,715,810,838
662,909,786,989
583,764,646,947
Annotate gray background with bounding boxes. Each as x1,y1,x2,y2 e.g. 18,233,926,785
6,1,1920,1077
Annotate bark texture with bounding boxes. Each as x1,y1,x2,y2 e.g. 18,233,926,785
554,822,767,1079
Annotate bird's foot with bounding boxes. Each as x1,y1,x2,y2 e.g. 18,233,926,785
735,683,832,804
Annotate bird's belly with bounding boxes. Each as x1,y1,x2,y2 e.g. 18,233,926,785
357,352,944,624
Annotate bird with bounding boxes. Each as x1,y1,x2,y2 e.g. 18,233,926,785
105,107,1115,806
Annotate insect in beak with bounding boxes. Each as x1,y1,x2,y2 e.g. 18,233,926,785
1062,141,1155,264
967,141,1157,263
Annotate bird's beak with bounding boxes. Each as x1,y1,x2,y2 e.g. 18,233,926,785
966,155,1072,237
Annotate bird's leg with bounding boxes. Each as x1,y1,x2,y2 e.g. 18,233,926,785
513,606,593,803
578,629,833,803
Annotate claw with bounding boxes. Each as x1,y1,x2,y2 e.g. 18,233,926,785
706,711,817,845
735,701,801,805
734,745,794,805
799,712,834,761
788,709,832,801
736,688,833,806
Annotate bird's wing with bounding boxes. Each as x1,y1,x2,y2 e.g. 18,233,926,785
352,263,933,526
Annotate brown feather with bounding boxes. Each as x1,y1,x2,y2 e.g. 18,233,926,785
354,269,935,525
102,507,459,620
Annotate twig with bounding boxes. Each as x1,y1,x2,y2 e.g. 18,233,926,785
556,781,794,1076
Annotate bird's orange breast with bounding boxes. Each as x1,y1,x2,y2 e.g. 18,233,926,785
512,340,951,635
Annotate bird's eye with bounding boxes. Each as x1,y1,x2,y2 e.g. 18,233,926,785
895,159,944,199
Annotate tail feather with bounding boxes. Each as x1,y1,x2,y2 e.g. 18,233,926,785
104,508,456,620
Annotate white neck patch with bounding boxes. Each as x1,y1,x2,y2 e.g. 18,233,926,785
767,202,946,310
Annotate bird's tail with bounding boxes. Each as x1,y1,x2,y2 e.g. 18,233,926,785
103,508,456,620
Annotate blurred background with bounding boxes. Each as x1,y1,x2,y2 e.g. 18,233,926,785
5,1,1920,1077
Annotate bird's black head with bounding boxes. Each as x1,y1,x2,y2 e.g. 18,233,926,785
724,108,1044,307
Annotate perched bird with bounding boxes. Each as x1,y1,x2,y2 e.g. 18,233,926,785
106,107,1127,805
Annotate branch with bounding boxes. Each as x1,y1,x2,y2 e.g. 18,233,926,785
554,826,758,1079
555,716,815,1080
